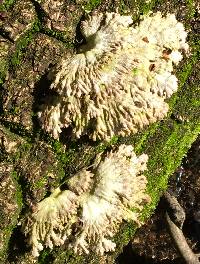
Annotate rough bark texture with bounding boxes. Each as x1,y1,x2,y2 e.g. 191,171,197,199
0,0,199,263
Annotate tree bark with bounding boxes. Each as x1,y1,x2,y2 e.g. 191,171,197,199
0,0,199,263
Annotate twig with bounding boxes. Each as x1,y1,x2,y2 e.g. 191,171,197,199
164,191,200,264
166,212,200,264
164,191,185,228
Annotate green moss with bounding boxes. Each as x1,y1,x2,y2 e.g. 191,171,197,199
50,136,117,175
0,0,15,11
118,0,157,19
125,123,159,154
95,135,119,153
9,20,41,69
176,53,198,88
11,170,23,209
38,247,85,264
185,0,195,20
0,63,8,85
40,28,74,47
33,176,47,190
38,248,53,264
118,0,131,14
139,0,157,14
50,139,71,165
0,169,22,262
83,0,102,12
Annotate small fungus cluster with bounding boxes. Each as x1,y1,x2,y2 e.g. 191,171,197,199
38,11,188,141
23,145,150,257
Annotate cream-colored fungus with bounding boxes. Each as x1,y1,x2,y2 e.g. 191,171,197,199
23,145,150,257
38,12,188,141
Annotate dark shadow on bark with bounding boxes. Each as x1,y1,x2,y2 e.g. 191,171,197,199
116,242,185,264
7,226,29,263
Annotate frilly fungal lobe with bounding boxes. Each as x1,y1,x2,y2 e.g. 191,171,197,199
23,145,150,257
38,11,189,141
